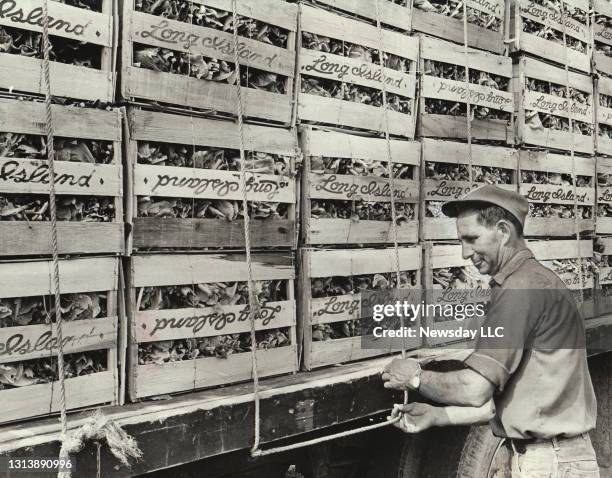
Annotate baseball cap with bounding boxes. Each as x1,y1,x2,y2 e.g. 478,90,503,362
441,184,529,227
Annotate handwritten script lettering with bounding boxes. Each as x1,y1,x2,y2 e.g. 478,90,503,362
315,296,360,318
523,1,585,37
436,288,491,305
599,189,612,202
315,175,410,200
467,0,501,16
435,79,511,108
427,181,481,199
0,160,93,188
0,0,91,36
524,186,588,204
137,20,279,69
149,304,282,336
529,95,590,118
0,330,85,357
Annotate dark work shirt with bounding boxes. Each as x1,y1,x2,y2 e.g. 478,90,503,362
463,247,597,439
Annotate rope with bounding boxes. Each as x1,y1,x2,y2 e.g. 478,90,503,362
40,0,68,449
229,0,262,456
462,2,474,183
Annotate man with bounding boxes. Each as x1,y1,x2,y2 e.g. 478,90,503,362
381,185,599,477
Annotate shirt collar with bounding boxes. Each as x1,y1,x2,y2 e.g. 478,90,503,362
489,247,534,287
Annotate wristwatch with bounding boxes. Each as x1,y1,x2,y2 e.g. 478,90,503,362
409,363,422,391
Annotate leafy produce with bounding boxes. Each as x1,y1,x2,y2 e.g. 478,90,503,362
0,195,115,222
310,157,414,179
137,280,291,364
541,258,596,290
0,351,106,390
595,12,612,61
433,266,489,290
414,0,502,32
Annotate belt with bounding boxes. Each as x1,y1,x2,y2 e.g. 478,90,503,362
505,433,589,454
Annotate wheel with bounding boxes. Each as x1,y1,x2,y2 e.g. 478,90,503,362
456,426,511,478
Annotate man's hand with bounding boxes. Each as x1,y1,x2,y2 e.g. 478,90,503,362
381,358,420,390
387,403,443,433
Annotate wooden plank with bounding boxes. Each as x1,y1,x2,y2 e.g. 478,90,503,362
594,51,612,77
0,159,121,196
422,218,460,240
520,184,595,206
0,317,117,364
420,36,512,78
1,372,115,425
520,127,595,155
299,49,416,97
594,0,612,19
597,217,612,234
299,94,415,138
307,218,418,245
422,139,518,168
421,76,513,113
134,346,297,398
523,91,593,124
0,54,113,102
132,253,294,287
192,0,298,32
518,150,595,176
308,174,418,203
301,128,420,165
524,218,595,237
299,4,419,60
134,165,295,203
419,114,513,143
424,180,516,202
307,247,421,278
513,35,591,74
430,244,472,269
517,0,589,42
520,58,593,93
130,110,297,155
527,239,593,260
125,68,292,124
310,294,361,325
596,136,612,157
312,0,412,31
308,338,397,369
0,100,121,141
135,301,295,342
132,218,295,249
129,11,294,76
0,223,125,256
0,257,118,298
594,25,612,48
0,0,112,46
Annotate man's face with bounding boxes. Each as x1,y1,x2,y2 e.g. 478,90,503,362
456,211,502,276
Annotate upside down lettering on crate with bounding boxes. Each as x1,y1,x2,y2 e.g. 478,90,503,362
127,252,297,400
0,257,120,424
0,98,124,256
126,108,298,251
300,127,420,246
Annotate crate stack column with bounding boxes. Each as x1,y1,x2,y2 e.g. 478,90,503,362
0,0,122,422
120,0,300,401
296,1,421,370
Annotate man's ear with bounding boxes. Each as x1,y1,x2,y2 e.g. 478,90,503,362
496,220,512,244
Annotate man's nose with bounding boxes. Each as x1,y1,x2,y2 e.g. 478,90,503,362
461,243,473,260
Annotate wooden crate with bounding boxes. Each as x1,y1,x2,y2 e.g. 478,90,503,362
0,98,124,256
0,256,119,424
597,156,612,234
507,0,592,74
513,57,595,154
596,76,612,157
594,0,612,77
300,127,420,246
297,4,418,138
0,0,115,101
413,0,506,54
421,139,519,240
127,252,297,400
528,239,595,318
120,0,297,124
518,150,596,237
299,247,422,370
302,0,412,31
418,36,514,143
423,243,490,347
126,108,298,251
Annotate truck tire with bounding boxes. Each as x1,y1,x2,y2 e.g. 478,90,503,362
456,426,510,478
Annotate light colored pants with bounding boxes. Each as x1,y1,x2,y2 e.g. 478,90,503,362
511,434,599,477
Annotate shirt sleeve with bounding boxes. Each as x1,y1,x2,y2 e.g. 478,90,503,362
463,288,541,392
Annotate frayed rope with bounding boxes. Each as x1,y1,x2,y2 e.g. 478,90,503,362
57,410,142,478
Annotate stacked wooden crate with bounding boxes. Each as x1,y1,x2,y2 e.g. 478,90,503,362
296,3,421,369
120,0,300,400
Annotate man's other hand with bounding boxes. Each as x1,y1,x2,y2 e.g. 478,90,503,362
381,358,420,390
387,403,442,433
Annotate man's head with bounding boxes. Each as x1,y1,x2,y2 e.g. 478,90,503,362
441,185,529,276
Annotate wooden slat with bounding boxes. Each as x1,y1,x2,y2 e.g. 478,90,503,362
311,0,412,31
308,337,408,369
135,301,295,342
430,244,472,269
594,51,612,77
134,165,295,203
420,36,512,78
0,159,121,196
594,0,612,19
523,91,593,124
0,317,116,364
125,68,292,124
301,128,420,165
518,150,595,176
308,174,418,203
598,236,612,254
132,218,295,249
520,128,594,155
310,294,361,325
421,217,460,240
421,76,513,113
0,99,121,141
517,0,589,42
594,24,612,48
527,239,593,260
299,49,416,97
524,217,594,237
128,11,294,76
134,346,297,398
419,114,513,143
130,110,297,155
132,253,294,287
597,217,612,234
0,257,118,298
514,37,591,75
0,54,113,102
191,0,298,32
424,181,516,202
299,4,419,60
307,218,418,245
520,58,593,93
520,184,595,205
306,247,421,278
1,372,115,424
422,139,518,168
